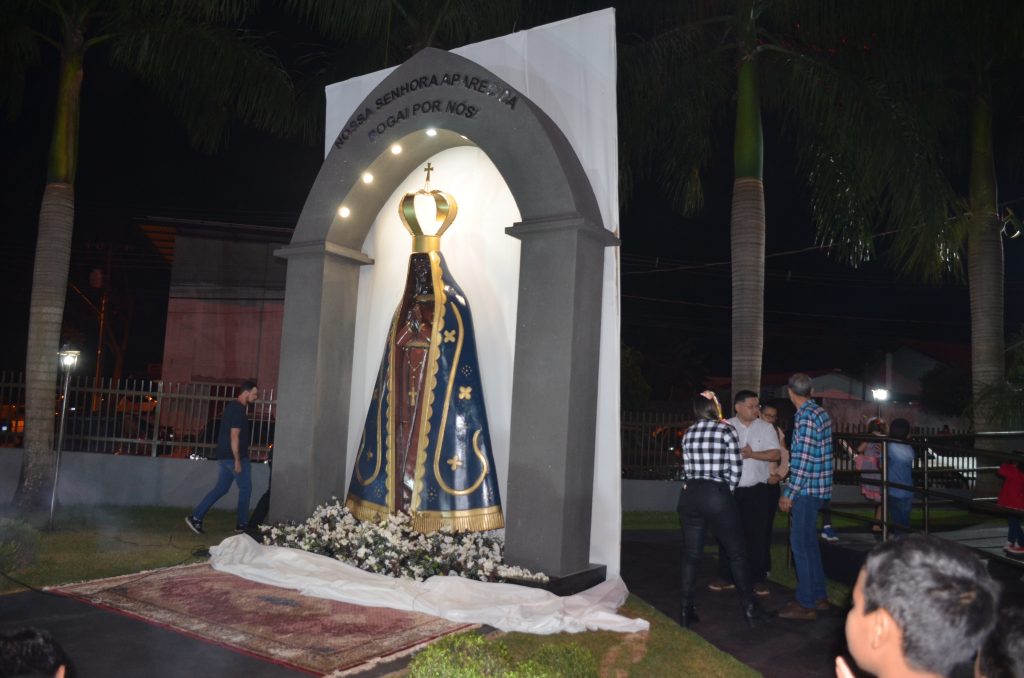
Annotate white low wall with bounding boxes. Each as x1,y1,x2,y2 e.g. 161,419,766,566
0,449,269,509
2,450,875,515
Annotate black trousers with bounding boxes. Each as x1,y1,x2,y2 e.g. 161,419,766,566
717,482,778,583
677,479,754,605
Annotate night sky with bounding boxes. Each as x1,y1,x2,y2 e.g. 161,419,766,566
2,11,1022,396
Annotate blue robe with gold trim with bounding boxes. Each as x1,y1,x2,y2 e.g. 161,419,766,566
346,251,503,533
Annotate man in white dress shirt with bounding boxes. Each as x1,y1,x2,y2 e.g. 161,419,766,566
708,390,782,596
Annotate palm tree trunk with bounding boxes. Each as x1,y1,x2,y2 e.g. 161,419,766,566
966,91,1004,432
17,32,84,510
966,91,1007,436
731,56,765,395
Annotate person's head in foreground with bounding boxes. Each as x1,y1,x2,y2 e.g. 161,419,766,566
0,627,75,678
844,534,999,678
975,606,1024,678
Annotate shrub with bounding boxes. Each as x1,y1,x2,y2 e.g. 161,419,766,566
529,643,598,678
408,634,597,678
408,633,514,678
0,519,40,572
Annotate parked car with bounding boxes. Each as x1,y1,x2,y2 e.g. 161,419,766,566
0,403,24,448
62,412,178,456
187,417,274,462
621,421,690,480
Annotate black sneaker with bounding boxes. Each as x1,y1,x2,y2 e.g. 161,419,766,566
234,524,248,533
185,516,205,534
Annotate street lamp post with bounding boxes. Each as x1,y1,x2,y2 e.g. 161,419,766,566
48,347,79,531
870,387,889,419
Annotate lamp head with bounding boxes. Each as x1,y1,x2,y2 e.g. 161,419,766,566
58,348,80,372
871,388,889,402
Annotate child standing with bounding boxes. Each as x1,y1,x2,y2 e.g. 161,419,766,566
856,418,887,532
886,418,916,535
997,458,1024,555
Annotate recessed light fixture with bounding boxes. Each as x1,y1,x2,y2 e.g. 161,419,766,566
362,172,374,184
425,128,438,137
338,206,351,218
390,144,402,155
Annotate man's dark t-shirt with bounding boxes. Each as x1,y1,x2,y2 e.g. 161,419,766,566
216,401,250,460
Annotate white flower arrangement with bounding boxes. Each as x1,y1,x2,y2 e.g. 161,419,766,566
260,498,548,584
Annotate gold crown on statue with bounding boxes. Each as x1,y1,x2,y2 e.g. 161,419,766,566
399,163,458,253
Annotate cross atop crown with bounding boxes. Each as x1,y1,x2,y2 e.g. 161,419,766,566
399,163,458,253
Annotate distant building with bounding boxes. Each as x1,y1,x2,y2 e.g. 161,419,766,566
139,218,289,393
710,342,971,432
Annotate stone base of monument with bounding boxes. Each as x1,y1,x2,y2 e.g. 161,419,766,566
509,563,607,597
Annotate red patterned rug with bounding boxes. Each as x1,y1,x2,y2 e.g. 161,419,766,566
53,563,476,676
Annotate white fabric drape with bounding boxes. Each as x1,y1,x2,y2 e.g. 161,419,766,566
210,536,649,635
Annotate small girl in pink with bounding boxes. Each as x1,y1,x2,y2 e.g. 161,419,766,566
997,458,1024,554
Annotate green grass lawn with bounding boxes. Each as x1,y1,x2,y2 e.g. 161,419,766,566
0,506,238,594
499,595,758,677
1,505,761,677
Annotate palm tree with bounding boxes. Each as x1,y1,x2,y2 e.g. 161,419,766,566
619,1,955,395
793,2,1024,432
1,0,294,510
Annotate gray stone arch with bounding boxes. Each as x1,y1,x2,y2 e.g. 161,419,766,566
272,47,617,579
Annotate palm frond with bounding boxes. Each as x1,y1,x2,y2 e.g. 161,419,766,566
758,25,965,282
617,11,732,220
108,19,296,153
0,0,54,118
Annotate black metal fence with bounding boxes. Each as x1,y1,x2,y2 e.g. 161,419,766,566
620,409,977,484
0,373,275,461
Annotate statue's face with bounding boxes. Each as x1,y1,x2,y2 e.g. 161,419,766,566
411,255,431,294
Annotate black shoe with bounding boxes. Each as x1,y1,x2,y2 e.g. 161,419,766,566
234,524,248,533
680,603,700,628
743,601,773,627
185,516,205,535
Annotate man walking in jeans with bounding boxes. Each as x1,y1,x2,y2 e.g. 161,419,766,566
186,380,259,534
777,373,833,620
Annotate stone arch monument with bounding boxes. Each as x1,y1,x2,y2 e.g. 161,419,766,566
271,46,618,584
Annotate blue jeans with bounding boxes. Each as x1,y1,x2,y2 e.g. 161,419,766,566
1008,516,1024,546
192,458,252,527
888,495,913,536
790,495,826,609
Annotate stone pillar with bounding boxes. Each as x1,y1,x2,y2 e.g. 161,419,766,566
269,241,372,522
503,216,618,577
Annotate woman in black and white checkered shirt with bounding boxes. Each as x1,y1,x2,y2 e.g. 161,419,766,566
677,392,771,628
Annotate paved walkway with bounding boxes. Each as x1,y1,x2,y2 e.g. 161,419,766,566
620,525,1024,678
1,588,308,677
620,530,849,678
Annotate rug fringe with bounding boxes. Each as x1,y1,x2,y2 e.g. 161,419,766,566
322,625,479,677
44,562,208,591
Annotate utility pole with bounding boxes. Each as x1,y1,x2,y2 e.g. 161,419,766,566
90,246,112,411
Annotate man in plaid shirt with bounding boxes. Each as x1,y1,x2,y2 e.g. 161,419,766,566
778,372,833,620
